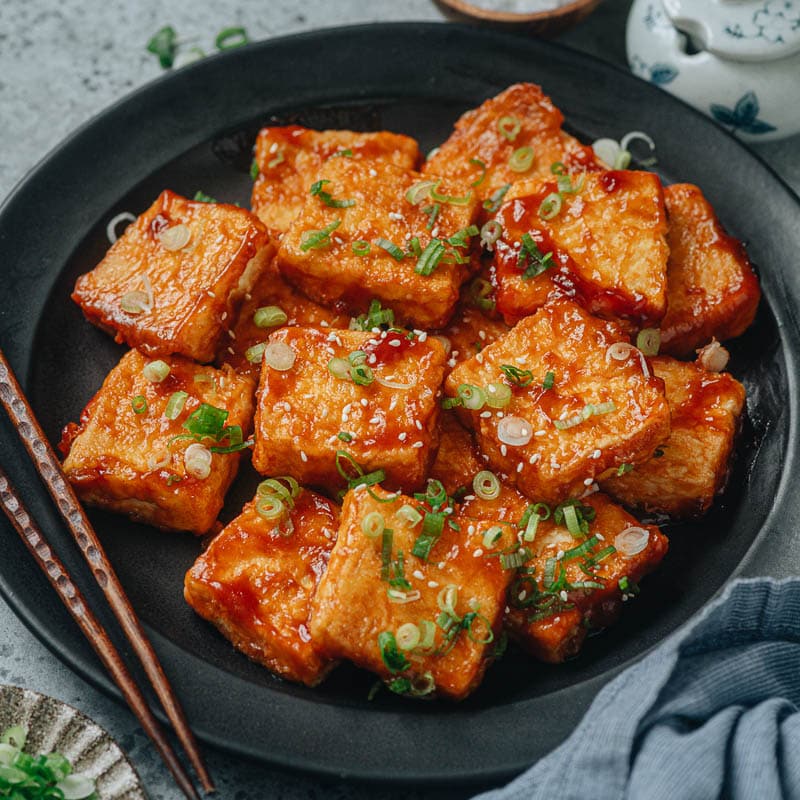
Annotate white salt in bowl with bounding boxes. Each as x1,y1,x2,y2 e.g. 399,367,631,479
437,0,602,34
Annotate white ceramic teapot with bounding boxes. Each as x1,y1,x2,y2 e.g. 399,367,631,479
626,0,800,141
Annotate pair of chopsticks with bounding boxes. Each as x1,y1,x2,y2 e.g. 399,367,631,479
0,349,214,799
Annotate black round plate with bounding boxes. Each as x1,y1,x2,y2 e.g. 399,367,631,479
1,23,798,786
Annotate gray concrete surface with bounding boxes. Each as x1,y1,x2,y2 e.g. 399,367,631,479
0,1,797,798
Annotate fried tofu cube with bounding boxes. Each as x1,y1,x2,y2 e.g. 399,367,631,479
217,260,350,380
309,486,515,700
445,300,671,505
252,326,446,493
60,349,254,534
437,285,510,374
423,83,602,204
430,412,532,524
492,170,669,328
505,493,668,663
73,190,272,363
184,486,339,686
251,126,420,235
275,159,480,329
659,184,760,357
600,356,745,517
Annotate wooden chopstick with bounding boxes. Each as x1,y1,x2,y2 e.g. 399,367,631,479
0,349,214,795
0,465,201,800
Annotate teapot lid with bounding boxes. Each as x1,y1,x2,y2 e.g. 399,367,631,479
662,0,800,62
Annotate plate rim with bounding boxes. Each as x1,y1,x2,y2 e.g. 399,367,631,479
1,21,799,785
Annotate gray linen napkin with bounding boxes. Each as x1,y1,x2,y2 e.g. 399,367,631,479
475,577,800,800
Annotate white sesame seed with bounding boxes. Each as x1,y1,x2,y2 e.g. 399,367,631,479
516,462,524,473
596,533,605,541
320,320,330,327
369,168,378,177
244,292,252,301
431,226,439,237
584,477,594,486
300,451,308,462
529,454,541,465
447,357,457,368
591,449,602,459
207,290,216,298
269,141,278,153
368,354,377,364
554,616,561,624
227,329,236,339
560,590,568,602
518,590,527,601
496,411,504,418
500,444,508,456
478,330,487,341
227,347,235,355
388,211,403,221
413,570,425,580
221,311,227,321
622,594,629,602
398,432,407,441
418,331,428,342
473,548,484,557
369,416,381,425
463,494,476,501
360,398,369,407
480,411,492,418
437,562,446,570
412,441,424,449
428,580,439,589
388,340,401,347
415,420,423,430
556,550,565,559
476,353,484,364
535,429,547,437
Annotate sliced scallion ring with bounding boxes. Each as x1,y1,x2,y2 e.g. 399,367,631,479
263,342,296,371
327,357,349,378
437,584,459,618
405,179,438,205
395,504,423,526
396,622,421,651
164,391,188,421
142,360,170,383
480,220,503,250
636,328,661,356
485,382,512,408
538,192,563,220
473,470,500,501
362,511,386,539
482,525,504,549
253,306,288,328
131,395,148,414
352,240,371,256
457,383,487,410
497,115,521,142
184,443,212,480
245,342,267,364
509,146,535,173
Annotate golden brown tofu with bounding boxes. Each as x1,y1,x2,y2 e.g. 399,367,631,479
445,300,671,505
217,260,350,381
73,190,272,363
184,486,339,686
659,184,760,357
309,485,515,700
60,349,254,534
251,126,420,235
505,493,668,663
251,326,446,494
437,290,511,375
423,83,602,204
275,158,480,329
600,356,745,517
492,170,669,328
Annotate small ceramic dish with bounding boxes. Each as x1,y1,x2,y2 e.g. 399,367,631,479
627,0,800,141
437,0,601,34
0,685,145,800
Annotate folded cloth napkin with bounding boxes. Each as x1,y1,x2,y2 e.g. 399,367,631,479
475,577,800,800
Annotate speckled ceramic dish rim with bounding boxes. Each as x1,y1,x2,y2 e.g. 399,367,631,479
0,23,798,786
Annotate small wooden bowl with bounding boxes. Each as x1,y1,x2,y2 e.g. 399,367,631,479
436,0,602,36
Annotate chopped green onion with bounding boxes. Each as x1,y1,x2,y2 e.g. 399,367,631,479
562,535,600,562
253,305,288,328
485,382,512,408
554,401,616,430
586,545,617,566
377,631,409,673
447,224,480,249
351,363,374,386
422,203,441,230
518,232,554,280
418,620,436,651
457,383,487,410
617,463,634,476
245,342,267,364
411,512,445,561
415,239,446,276
557,172,586,195
498,115,521,141
483,183,510,213
430,182,472,206
193,190,217,203
310,179,356,208
521,503,549,542
351,299,394,330
500,364,533,387
619,576,630,592
539,192,563,220
164,391,188,420
636,328,661,356
215,26,249,50
437,584,459,617
464,612,494,644
501,548,530,570
131,395,148,414
467,277,495,312
268,151,285,168
543,371,555,390
362,511,385,539
405,180,438,205
142,360,170,383
482,525,504,548
469,157,487,187
473,470,500,501
183,402,228,439
300,219,341,251
380,528,394,581
562,505,583,538
330,148,353,158
551,161,567,175
396,504,423,526
424,478,448,508
614,149,632,169
146,26,178,68
396,622,421,651
250,158,259,180
256,494,285,520
509,146,535,173
337,431,353,442
480,220,503,249
352,240,371,256
374,237,405,261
